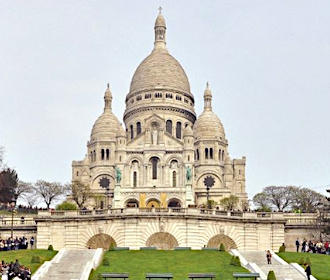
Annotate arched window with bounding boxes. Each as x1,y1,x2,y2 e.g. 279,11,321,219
197,149,200,160
106,149,110,160
151,157,159,179
166,120,172,135
188,155,190,161
210,148,213,159
219,149,221,160
130,124,134,139
176,122,182,139
205,148,208,159
222,150,224,161
90,151,93,161
93,150,96,161
133,171,137,188
136,122,141,135
101,149,105,160
172,171,177,187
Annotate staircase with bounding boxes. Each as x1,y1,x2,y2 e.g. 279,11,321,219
238,251,306,280
33,248,103,280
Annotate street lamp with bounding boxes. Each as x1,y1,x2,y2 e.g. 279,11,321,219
10,196,17,239
204,176,215,209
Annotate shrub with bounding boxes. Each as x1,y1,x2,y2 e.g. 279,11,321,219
298,257,305,265
56,201,78,210
31,255,41,264
230,256,235,265
48,244,54,251
234,256,241,266
102,258,110,266
109,242,115,251
267,270,277,280
219,243,226,252
305,256,311,265
278,245,285,253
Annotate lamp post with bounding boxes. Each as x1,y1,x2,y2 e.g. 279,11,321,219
203,176,215,209
10,197,17,239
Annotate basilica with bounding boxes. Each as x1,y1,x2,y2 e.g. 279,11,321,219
72,10,248,209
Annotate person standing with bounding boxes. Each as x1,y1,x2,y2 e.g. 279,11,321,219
302,239,307,253
305,263,311,280
295,238,300,252
266,250,272,264
29,237,35,249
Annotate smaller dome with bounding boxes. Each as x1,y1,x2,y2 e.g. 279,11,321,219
117,124,126,137
91,112,121,141
90,85,121,141
193,110,225,140
193,82,225,140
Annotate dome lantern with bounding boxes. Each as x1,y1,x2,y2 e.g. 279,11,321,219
104,83,112,112
154,7,166,50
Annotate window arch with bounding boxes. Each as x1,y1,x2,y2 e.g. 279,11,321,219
219,149,221,160
176,122,182,139
205,148,208,159
130,124,134,139
133,171,137,188
166,120,172,135
150,157,159,180
101,149,105,160
197,149,200,160
93,150,96,161
106,149,110,160
172,171,177,187
136,122,141,135
222,150,225,161
210,148,213,159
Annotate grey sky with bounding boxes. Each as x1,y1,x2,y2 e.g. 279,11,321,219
1,0,329,199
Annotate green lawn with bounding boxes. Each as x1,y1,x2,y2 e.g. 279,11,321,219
278,252,330,280
89,250,248,280
0,249,57,274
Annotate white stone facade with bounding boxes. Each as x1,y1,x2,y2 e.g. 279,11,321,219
72,11,248,210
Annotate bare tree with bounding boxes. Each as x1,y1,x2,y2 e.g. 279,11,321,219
291,187,326,212
262,186,294,211
69,181,92,209
253,192,271,210
34,180,66,209
21,189,39,208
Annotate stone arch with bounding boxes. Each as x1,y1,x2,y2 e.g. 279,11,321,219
207,234,237,250
125,198,139,208
146,198,161,208
165,155,183,167
146,232,179,249
86,233,117,250
126,155,143,166
167,198,182,208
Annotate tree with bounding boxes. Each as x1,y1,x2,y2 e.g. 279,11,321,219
69,181,92,209
220,195,239,211
291,187,326,213
34,180,67,209
56,201,78,210
263,186,295,211
0,168,18,203
21,189,39,208
253,192,271,209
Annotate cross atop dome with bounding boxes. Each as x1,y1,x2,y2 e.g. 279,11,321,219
104,83,112,112
204,82,213,111
158,6,162,14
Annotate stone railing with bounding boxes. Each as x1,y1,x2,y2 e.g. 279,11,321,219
36,208,293,221
0,216,35,226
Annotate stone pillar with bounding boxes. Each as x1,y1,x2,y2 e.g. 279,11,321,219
113,183,121,208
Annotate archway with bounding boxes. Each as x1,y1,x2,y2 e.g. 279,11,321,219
168,198,182,208
207,234,237,250
146,199,160,208
126,199,139,208
146,232,179,249
86,233,116,250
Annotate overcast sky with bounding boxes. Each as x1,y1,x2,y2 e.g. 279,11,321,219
1,0,329,199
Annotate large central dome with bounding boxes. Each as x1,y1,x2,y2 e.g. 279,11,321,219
129,48,191,94
124,10,196,125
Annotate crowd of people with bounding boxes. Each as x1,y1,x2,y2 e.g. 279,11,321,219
0,259,31,280
0,237,34,251
295,238,329,254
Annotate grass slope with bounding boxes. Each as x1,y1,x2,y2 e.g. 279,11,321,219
278,252,330,280
0,249,57,274
89,250,247,280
